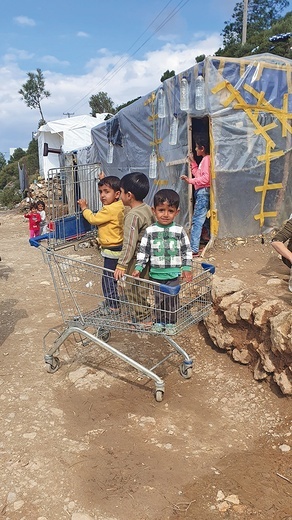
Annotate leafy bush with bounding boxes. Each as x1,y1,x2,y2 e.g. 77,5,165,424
0,187,22,208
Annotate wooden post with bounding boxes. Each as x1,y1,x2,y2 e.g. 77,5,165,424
187,114,193,231
242,0,248,45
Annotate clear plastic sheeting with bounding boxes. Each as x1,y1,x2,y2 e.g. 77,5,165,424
80,54,291,238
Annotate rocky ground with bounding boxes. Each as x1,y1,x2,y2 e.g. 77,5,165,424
0,209,291,520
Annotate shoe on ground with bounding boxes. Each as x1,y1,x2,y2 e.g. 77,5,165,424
152,323,164,333
164,324,177,336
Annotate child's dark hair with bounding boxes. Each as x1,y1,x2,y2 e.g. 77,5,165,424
37,200,45,209
30,202,38,210
195,136,210,154
98,175,121,192
154,189,180,209
120,172,149,201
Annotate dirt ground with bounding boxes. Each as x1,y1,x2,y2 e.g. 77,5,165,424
0,209,291,520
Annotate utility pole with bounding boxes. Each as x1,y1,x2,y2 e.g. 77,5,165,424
63,112,74,118
242,0,248,44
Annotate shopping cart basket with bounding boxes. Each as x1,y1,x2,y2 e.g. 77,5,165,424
30,238,215,401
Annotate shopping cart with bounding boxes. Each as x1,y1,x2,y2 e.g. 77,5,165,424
30,164,215,400
30,238,215,401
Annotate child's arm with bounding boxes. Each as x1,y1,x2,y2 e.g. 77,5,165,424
131,232,150,277
181,230,192,282
77,199,88,211
194,155,210,189
181,153,198,185
114,213,140,279
79,203,112,226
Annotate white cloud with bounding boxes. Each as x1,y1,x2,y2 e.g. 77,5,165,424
13,16,36,27
41,55,70,66
77,31,90,38
4,48,34,62
0,34,222,151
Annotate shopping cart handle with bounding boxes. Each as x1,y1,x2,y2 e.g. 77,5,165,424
159,284,181,295
29,233,51,247
201,262,216,274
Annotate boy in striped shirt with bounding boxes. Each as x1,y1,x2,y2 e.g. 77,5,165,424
132,189,192,335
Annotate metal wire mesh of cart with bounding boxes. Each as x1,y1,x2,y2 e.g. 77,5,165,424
44,249,214,336
45,163,102,249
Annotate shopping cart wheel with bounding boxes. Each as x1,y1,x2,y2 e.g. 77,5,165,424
155,390,164,402
45,356,60,374
97,328,111,342
179,362,192,379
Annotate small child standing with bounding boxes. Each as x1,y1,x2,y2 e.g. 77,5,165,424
24,202,42,238
181,137,210,257
77,176,124,314
37,200,47,235
114,172,154,327
132,189,192,335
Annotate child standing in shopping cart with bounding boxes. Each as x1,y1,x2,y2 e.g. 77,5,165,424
132,189,192,335
114,172,154,327
77,176,124,315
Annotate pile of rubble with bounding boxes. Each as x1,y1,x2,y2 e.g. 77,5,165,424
205,276,292,395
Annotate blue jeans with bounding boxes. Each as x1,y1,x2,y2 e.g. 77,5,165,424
190,188,210,254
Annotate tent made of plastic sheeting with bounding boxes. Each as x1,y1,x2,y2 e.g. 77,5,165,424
37,114,110,180
88,53,291,240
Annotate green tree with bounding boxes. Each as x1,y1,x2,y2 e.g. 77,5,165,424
216,10,292,58
0,152,6,171
0,186,22,208
0,162,19,190
19,68,50,123
0,138,39,199
221,0,289,48
89,92,116,116
160,70,175,82
195,54,206,63
8,148,26,164
116,96,141,113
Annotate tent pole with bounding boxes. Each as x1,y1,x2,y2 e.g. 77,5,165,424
187,114,193,232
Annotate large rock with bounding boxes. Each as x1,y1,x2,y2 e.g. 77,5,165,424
204,277,292,395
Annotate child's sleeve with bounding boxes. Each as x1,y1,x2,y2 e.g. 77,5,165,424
116,213,139,271
134,232,150,272
181,230,192,271
194,155,210,189
82,206,111,226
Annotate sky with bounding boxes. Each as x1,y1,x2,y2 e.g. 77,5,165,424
0,0,242,158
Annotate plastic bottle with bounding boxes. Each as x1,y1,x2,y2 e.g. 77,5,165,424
157,88,166,118
289,266,292,292
149,150,157,179
180,77,189,111
169,114,178,145
195,74,206,111
107,142,114,163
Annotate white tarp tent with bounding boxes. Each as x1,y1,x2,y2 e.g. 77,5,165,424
37,114,109,179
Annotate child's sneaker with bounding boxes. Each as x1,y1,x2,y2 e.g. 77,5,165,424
152,323,164,333
164,324,177,336
99,305,120,316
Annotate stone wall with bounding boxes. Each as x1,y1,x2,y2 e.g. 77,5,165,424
204,276,292,395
